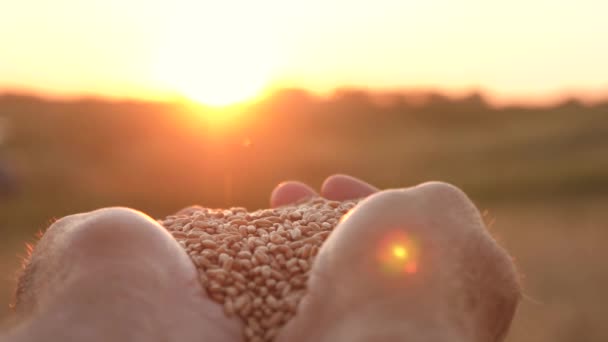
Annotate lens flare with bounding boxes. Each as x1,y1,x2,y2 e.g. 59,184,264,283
377,229,418,276
392,245,408,260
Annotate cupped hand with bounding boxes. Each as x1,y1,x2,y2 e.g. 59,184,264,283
271,175,520,342
6,208,243,342
4,174,519,342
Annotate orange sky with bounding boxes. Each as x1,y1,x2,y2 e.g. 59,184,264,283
1,0,607,105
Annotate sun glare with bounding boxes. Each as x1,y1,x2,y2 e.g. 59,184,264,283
392,245,409,260
377,230,418,276
152,6,278,107
156,47,271,107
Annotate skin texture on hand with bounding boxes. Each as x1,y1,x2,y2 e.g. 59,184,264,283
7,208,243,342
275,178,519,342
2,175,520,342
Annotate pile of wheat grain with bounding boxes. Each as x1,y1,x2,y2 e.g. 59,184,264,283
159,197,358,342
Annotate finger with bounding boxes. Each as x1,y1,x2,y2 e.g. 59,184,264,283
270,181,317,208
321,174,379,201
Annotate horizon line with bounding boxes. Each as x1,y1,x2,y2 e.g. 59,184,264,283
1,85,607,110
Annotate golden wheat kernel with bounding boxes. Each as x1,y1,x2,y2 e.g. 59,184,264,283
275,254,286,265
254,250,270,264
201,239,218,249
252,297,263,308
222,258,234,271
283,244,301,259
253,238,265,247
264,278,277,288
277,244,290,255
265,215,281,223
207,269,227,282
253,219,272,227
291,274,307,286
225,286,239,297
309,213,322,222
226,234,243,243
230,243,241,253
289,228,302,240
295,260,307,272
171,231,187,238
268,311,283,326
265,295,278,307
280,283,291,297
238,259,253,270
314,231,330,239
267,242,279,252
237,250,252,259
249,317,263,331
268,233,281,244
219,252,231,263
253,310,264,319
307,222,321,231
244,326,255,339
285,258,298,269
235,281,247,292
251,257,260,267
270,269,285,281
242,303,253,317
255,245,269,254
191,255,205,267
257,228,269,236
201,249,216,259
230,219,247,226
234,293,250,310
210,292,225,302
260,265,272,278
301,244,312,258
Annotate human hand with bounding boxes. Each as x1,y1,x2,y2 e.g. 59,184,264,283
270,175,520,342
4,174,519,342
5,208,243,342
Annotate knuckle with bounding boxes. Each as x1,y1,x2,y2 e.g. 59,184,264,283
46,207,167,261
68,208,160,248
413,181,472,208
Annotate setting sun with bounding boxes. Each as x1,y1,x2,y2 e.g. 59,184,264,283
154,41,273,106
151,3,278,106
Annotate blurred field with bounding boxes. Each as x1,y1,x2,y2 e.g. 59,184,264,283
0,90,606,341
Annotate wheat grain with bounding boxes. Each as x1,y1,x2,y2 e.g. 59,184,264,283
159,197,359,342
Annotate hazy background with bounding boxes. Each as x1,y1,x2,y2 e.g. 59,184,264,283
0,92,606,341
1,0,608,341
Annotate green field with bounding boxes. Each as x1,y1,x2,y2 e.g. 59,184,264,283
0,90,607,341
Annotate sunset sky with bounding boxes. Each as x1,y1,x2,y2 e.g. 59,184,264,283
1,0,607,105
